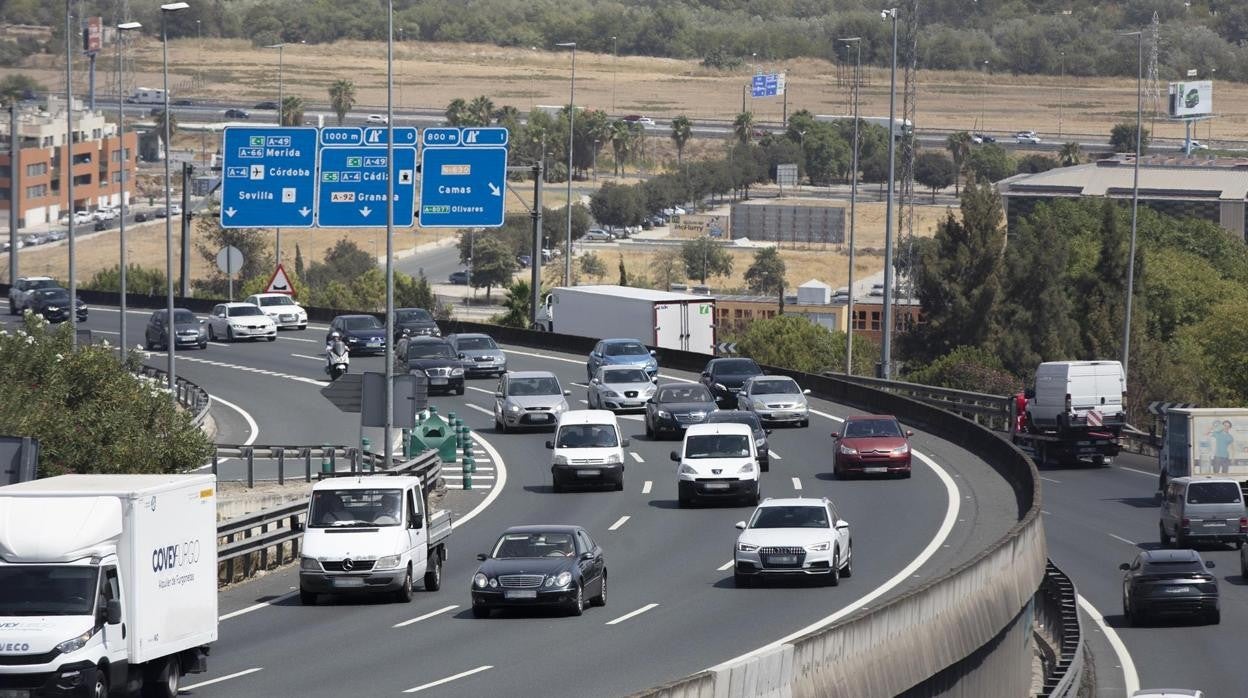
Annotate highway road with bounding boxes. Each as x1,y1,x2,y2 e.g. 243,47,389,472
1,305,1023,696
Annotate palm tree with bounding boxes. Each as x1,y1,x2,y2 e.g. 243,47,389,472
1058,142,1082,167
153,108,177,140
609,119,633,176
0,74,40,106
280,95,305,126
493,105,520,128
670,115,693,166
733,112,755,145
945,131,972,195
328,79,356,126
467,95,495,126
445,98,469,126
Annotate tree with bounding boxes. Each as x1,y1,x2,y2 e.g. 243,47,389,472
680,237,733,284
609,119,634,176
0,74,40,106
964,144,1015,183
153,108,178,142
328,79,356,126
670,115,693,166
652,247,685,290
618,254,628,286
914,151,957,201
589,181,644,229
579,252,607,282
466,236,516,299
294,243,305,278
192,219,272,297
1109,122,1150,154
84,264,167,297
445,98,469,126
497,280,532,328
1015,154,1059,174
733,111,755,145
744,247,786,312
280,95,305,126
394,271,435,311
734,315,839,374
945,131,972,195
1058,142,1082,166
904,346,1021,395
467,95,496,126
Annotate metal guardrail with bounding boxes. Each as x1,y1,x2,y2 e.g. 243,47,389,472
135,364,211,426
1035,560,1085,698
209,444,444,488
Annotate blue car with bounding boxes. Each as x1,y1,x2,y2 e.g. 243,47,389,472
327,314,387,355
586,338,658,381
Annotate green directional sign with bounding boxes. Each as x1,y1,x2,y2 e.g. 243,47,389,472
249,135,264,147
346,156,362,168
322,172,339,182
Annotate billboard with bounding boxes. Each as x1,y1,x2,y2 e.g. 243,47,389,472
1168,80,1212,118
83,16,102,53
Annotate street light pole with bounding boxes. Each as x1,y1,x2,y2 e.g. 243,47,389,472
611,36,617,114
1122,30,1143,385
266,43,285,265
117,21,142,359
65,0,77,349
160,2,188,398
841,37,861,376
383,0,396,464
557,41,576,287
880,9,898,380
1058,51,1065,140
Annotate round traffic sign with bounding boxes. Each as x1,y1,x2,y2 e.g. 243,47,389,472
216,245,244,275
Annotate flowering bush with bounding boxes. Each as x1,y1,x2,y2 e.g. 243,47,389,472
0,313,212,476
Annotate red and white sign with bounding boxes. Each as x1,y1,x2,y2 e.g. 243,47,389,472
83,17,102,54
264,264,296,297
1086,409,1103,427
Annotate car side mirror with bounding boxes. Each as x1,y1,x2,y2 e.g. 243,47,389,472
106,599,122,625
590,378,599,384
830,433,840,440
651,376,659,383
803,389,812,395
621,439,630,448
835,520,849,530
1206,560,1215,569
1118,563,1130,571
669,451,680,462
701,373,710,379
580,552,595,561
458,353,466,359
199,319,205,325
545,440,554,449
477,553,489,562
765,429,773,435
734,521,746,530
563,390,572,396
649,350,657,357
494,392,504,399
1024,388,1035,399
905,430,914,437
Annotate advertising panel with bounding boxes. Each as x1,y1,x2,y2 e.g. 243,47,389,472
83,16,102,53
1169,80,1213,118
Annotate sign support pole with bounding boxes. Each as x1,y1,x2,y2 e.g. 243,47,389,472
383,0,395,465
531,159,543,328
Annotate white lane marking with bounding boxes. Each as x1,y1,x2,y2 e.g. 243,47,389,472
278,335,319,343
144,351,324,385
630,452,644,463
1040,476,1062,484
809,408,846,423
452,427,509,529
1108,533,1137,546
466,386,495,395
717,560,735,571
502,347,585,366
578,399,589,405
791,477,802,490
608,515,630,531
465,404,493,417
94,329,120,335
180,668,263,691
1117,466,1155,477
443,466,496,472
441,475,496,481
393,604,459,628
290,353,323,362
208,341,231,347
606,602,660,625
711,447,959,670
218,592,297,621
769,450,782,461
403,665,493,694
642,480,652,494
1077,594,1140,695
208,394,259,447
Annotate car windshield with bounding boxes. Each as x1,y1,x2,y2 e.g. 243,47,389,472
556,424,619,448
844,419,903,438
27,279,59,291
749,506,830,529
604,342,648,357
228,306,263,317
685,434,750,458
507,377,561,396
456,336,496,350
602,368,649,384
658,385,713,403
173,310,197,324
397,309,433,323
0,566,98,616
343,316,382,330
491,532,576,558
751,379,800,395
37,289,69,302
1186,482,1242,504
407,342,456,359
259,296,294,306
713,359,760,375
308,488,402,528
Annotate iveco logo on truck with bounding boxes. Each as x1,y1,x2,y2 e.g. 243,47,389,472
0,643,31,652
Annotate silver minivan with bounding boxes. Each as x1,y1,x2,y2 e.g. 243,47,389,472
1160,477,1247,548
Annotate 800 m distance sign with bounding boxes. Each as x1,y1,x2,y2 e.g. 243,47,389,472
419,127,508,228
220,127,317,228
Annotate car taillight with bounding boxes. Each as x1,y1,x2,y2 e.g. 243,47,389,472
1181,517,1191,532
1239,516,1246,533
1064,393,1072,413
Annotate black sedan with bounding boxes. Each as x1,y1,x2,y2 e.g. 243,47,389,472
1121,549,1219,626
394,307,440,338
448,271,468,285
644,382,718,439
700,357,764,407
401,337,464,395
327,314,387,355
706,410,772,472
471,525,607,618
144,309,206,350
27,287,87,323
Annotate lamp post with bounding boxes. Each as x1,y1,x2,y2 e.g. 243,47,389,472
980,60,989,133
265,43,285,265
880,8,898,380
381,0,397,463
65,0,77,348
841,36,861,376
556,41,576,286
117,21,142,359
1058,51,1065,139
610,35,617,114
160,1,188,398
1121,30,1143,385
593,138,600,181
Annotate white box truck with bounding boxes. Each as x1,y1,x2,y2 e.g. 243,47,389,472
534,285,716,354
1157,408,1248,495
0,474,217,698
125,88,166,105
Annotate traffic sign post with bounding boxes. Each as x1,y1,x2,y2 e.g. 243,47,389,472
316,146,417,228
220,127,317,228
751,72,786,98
264,263,296,296
418,127,509,228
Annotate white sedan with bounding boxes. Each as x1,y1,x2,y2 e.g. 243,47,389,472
244,293,308,329
733,497,853,587
366,114,388,124
206,302,277,342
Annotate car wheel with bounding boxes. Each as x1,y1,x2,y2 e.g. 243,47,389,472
226,326,235,342
733,572,752,588
267,335,276,342
198,341,207,350
455,384,465,396
567,583,584,616
8,298,15,315
841,544,853,578
1207,608,1220,625
614,477,624,492
645,418,654,439
423,553,442,591
827,551,841,587
299,589,317,605
1241,555,1247,579
591,571,608,607
394,567,414,603
1128,601,1144,626
298,324,307,330
748,488,761,506
141,657,180,698
207,325,215,341
90,670,108,698
472,605,491,619
900,468,912,479
1160,522,1171,547
1175,531,1187,549
677,491,691,508
496,418,508,434
760,461,769,473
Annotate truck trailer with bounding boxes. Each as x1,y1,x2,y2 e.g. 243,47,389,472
534,285,716,354
1156,407,1248,497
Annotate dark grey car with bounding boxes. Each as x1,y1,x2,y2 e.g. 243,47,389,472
644,383,718,440
1121,549,1219,625
144,308,206,350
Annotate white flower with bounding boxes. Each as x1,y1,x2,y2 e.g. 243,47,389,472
135,343,143,351
101,339,110,347
0,329,7,336
54,353,63,362
25,336,34,344
16,330,26,338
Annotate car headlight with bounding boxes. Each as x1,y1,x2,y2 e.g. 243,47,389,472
375,555,402,570
347,336,359,343
55,628,96,655
657,410,672,419
488,577,498,588
473,572,489,589
679,464,697,475
891,444,910,455
47,305,60,311
300,557,322,571
553,401,567,413
605,453,622,465
714,383,727,392
507,403,522,413
736,541,759,553
548,571,573,588
839,444,857,455
553,455,569,465
603,390,621,398
753,399,768,409
806,541,831,552
738,462,754,474
450,367,464,376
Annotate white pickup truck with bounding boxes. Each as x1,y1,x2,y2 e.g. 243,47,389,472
299,475,451,604
8,276,60,315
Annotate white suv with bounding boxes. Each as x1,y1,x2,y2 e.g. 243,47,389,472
245,292,308,329
546,410,628,492
8,276,59,315
733,497,853,587
670,422,760,507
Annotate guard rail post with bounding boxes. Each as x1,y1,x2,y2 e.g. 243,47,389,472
275,447,285,486
243,446,254,488
211,451,218,477
304,447,312,482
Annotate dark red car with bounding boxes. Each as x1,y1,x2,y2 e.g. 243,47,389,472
832,415,913,478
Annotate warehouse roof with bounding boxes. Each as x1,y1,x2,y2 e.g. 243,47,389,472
999,155,1248,201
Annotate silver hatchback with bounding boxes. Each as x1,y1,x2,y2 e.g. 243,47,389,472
493,371,571,432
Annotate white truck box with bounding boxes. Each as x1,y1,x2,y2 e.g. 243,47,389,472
1161,408,1248,483
127,88,166,105
1027,360,1126,431
537,285,715,354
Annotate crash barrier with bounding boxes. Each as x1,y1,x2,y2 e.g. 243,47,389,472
135,363,212,427
214,448,442,584
1033,561,1085,698
210,444,443,490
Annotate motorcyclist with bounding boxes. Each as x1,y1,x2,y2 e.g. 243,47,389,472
394,327,412,373
325,331,349,377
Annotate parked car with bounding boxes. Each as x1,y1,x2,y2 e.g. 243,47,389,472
832,415,913,478
224,108,250,119
471,525,607,618
144,308,207,350
1121,549,1219,625
93,208,118,222
493,371,570,432
1159,477,1247,548
173,98,193,106
706,410,772,472
394,307,441,338
645,382,718,440
546,410,627,492
448,271,469,285
516,254,532,268
206,302,277,342
8,276,60,315
446,333,506,377
733,497,853,587
401,336,465,395
244,293,308,330
700,357,764,407
1014,130,1042,144
670,422,760,507
587,365,656,412
326,314,387,355
586,338,658,381
27,287,87,323
582,229,612,242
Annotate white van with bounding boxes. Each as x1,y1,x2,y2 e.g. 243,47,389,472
1027,360,1126,432
546,410,627,492
670,422,761,507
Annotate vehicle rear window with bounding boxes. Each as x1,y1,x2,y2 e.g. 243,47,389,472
749,506,829,529
229,306,263,316
259,296,294,306
604,342,648,356
1186,482,1242,504
397,309,433,322
713,359,760,374
407,342,456,359
508,377,561,396
344,316,381,330
456,336,496,350
658,385,713,403
602,368,648,383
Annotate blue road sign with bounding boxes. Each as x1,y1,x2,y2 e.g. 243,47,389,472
418,127,508,229
316,146,417,228
362,127,418,146
220,127,317,228
752,74,768,98
751,73,784,98
321,127,362,146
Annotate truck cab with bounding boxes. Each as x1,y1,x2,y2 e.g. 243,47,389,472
299,476,450,605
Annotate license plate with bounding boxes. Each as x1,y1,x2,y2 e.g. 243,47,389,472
0,690,31,698
1204,522,1225,527
333,577,365,588
1164,586,1191,593
430,377,448,385
768,555,797,564
703,482,729,490
368,338,381,346
865,467,888,473
577,469,600,477
505,590,537,599
533,414,551,421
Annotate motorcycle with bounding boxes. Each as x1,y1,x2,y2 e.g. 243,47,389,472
325,346,350,381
